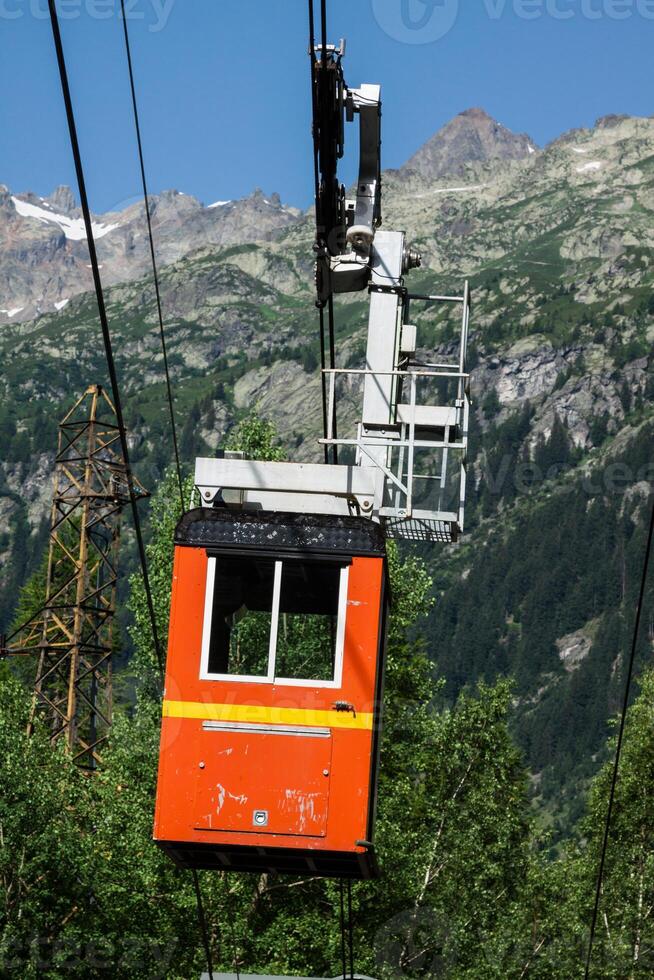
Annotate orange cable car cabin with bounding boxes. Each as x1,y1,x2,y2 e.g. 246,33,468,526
154,507,389,879
153,28,471,889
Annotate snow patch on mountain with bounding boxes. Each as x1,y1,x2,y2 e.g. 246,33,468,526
413,184,488,199
11,196,119,241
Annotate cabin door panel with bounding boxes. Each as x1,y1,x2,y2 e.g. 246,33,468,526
194,724,332,838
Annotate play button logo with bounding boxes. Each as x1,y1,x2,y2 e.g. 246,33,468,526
372,0,459,44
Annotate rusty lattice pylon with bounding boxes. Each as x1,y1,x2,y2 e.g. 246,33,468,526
3,385,147,767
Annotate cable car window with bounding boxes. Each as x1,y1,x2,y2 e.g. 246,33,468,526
201,556,348,685
204,556,277,678
274,562,344,683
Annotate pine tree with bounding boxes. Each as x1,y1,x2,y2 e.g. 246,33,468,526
179,402,203,459
620,379,633,415
547,414,572,472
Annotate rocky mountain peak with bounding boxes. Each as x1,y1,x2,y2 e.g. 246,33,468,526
148,189,202,218
459,107,494,122
250,188,283,208
402,107,537,180
595,113,632,130
45,185,77,214
159,188,199,205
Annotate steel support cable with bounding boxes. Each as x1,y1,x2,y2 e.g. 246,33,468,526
337,878,356,979
46,0,164,681
307,0,330,464
317,302,329,466
320,0,328,68
339,880,347,978
583,486,654,979
319,0,339,466
192,869,215,980
327,293,338,465
117,15,216,980
307,0,321,219
347,879,354,978
227,908,241,980
118,0,184,513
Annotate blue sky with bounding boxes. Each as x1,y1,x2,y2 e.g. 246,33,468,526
0,0,652,213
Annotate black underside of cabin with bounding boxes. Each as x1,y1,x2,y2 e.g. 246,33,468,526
158,840,380,880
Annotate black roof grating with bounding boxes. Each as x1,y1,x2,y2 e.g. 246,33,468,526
175,508,387,558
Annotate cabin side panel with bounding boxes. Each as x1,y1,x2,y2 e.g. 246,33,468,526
154,541,387,872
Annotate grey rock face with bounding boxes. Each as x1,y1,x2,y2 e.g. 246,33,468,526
0,185,301,325
46,185,77,214
556,626,594,672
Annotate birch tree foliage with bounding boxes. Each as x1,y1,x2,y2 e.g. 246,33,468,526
574,668,654,978
0,415,540,978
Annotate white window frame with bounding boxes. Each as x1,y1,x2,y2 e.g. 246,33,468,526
199,556,349,688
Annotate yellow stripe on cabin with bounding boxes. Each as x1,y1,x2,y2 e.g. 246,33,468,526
162,700,373,731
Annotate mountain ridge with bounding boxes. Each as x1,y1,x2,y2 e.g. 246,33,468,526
0,185,301,325
5,106,651,326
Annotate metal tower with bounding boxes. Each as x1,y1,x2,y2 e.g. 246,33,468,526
2,385,147,767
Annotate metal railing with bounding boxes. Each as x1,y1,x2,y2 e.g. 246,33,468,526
320,365,470,536
318,283,471,543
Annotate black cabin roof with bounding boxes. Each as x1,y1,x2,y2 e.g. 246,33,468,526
175,508,387,560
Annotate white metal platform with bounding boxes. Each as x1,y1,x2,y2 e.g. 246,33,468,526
196,134,470,545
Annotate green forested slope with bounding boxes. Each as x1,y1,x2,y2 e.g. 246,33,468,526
1,112,653,838
429,414,654,836
2,433,654,977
